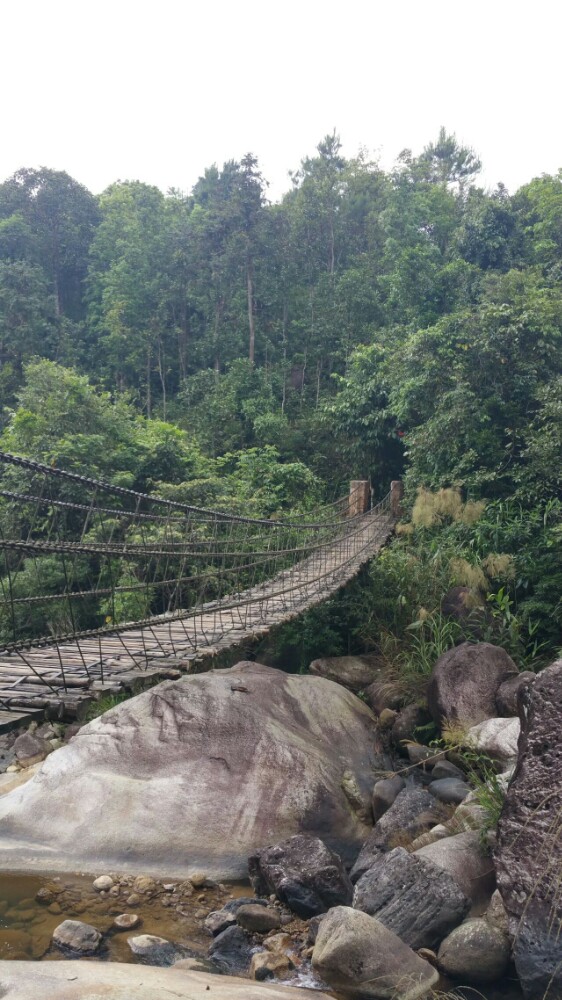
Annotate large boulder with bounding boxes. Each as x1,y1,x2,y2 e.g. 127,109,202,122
495,660,562,1000
308,655,382,692
437,917,510,984
249,834,352,918
0,960,334,999
352,847,470,949
311,905,439,999
415,831,496,907
0,663,389,878
427,642,516,727
350,786,441,881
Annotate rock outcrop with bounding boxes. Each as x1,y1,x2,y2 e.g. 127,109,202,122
495,659,562,1000
0,960,333,999
0,663,388,877
427,642,516,727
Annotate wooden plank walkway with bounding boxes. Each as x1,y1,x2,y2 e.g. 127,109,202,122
0,510,394,727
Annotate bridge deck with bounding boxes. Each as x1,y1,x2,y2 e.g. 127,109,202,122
0,510,393,726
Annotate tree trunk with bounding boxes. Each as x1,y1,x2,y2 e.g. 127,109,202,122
146,344,152,418
157,339,167,420
281,300,288,414
247,264,255,363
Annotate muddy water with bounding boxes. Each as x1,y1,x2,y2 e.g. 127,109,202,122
0,873,526,999
0,870,247,963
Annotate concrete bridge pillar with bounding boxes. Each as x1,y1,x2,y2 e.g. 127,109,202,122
349,480,370,516
390,480,404,519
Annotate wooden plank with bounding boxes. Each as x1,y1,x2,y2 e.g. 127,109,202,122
0,707,44,733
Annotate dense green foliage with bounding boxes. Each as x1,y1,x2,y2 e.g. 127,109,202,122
1,130,561,659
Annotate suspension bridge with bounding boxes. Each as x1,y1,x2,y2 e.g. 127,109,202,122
0,452,398,729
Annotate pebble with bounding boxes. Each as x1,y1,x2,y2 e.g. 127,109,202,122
113,913,141,930
35,888,54,905
126,893,141,906
133,876,157,895
190,873,207,888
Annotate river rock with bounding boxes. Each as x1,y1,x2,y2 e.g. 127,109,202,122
437,917,510,983
312,905,439,999
208,924,254,974
372,775,405,821
485,889,510,938
0,960,334,999
12,732,50,768
0,663,389,878
113,913,141,930
362,679,401,715
351,786,440,881
249,834,352,918
415,830,495,907
467,716,521,764
431,759,465,781
93,875,114,892
427,642,516,727
222,896,270,913
52,919,101,955
496,671,535,716
250,950,291,980
428,777,470,804
204,908,237,936
236,904,282,933
391,704,433,746
495,659,562,1000
308,655,382,691
353,846,469,949
405,743,436,766
127,934,176,965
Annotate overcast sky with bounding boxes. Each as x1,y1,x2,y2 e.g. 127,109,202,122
2,0,561,201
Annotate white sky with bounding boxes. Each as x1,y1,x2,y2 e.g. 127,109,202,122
1,0,561,201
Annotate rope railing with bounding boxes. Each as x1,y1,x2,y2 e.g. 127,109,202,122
0,451,396,710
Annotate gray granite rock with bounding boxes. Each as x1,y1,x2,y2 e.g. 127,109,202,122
428,777,470,804
353,847,470,949
351,786,440,881
52,919,101,955
372,776,405,822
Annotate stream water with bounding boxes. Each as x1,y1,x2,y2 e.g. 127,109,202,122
0,870,241,963
0,871,525,998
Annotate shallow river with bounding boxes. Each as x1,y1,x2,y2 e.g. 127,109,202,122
0,871,525,998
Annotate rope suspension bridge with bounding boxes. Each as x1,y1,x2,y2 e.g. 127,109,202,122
0,452,398,728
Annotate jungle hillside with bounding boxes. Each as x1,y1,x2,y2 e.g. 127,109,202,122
1,129,561,668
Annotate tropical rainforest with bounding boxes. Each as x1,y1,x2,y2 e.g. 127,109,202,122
0,129,561,668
